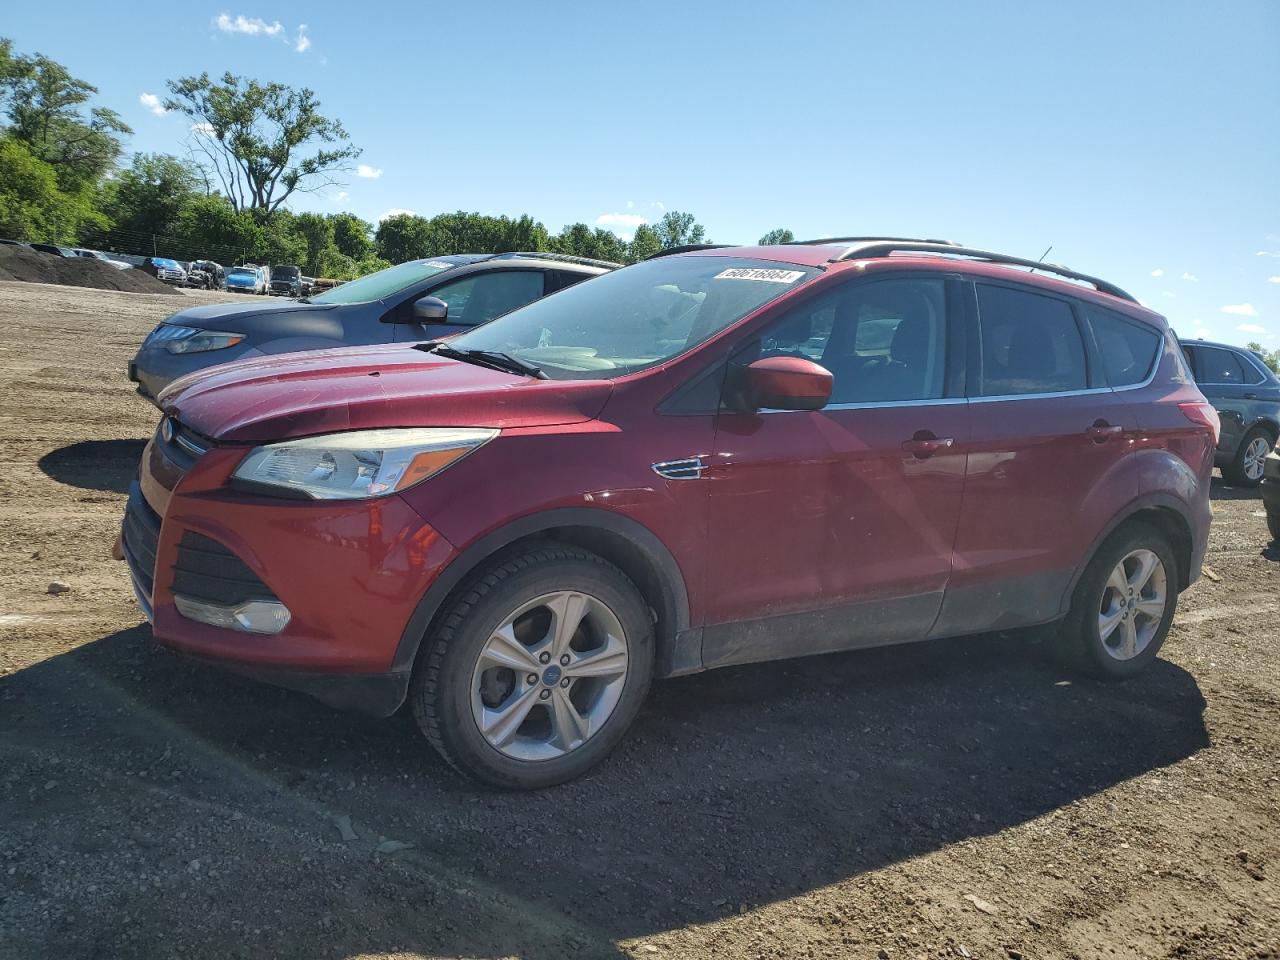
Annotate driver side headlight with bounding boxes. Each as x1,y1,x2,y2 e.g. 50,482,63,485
164,330,245,354
232,428,498,500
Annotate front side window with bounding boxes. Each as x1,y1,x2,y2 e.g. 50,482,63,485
740,277,948,403
1190,346,1244,384
430,271,546,326
1085,306,1161,387
448,257,821,380
309,259,458,305
976,284,1086,396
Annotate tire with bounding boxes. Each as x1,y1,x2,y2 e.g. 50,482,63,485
1224,427,1273,487
409,542,654,789
1058,522,1178,678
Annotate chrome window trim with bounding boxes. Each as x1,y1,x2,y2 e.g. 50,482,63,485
760,397,965,414
652,457,705,480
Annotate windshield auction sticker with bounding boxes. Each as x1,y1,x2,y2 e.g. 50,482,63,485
714,268,806,283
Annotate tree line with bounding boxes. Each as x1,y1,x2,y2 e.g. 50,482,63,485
0,38,792,278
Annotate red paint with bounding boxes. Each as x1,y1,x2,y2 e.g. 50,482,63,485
128,247,1214,685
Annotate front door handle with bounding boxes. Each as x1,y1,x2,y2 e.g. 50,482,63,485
901,431,954,459
1087,419,1124,442
1243,393,1258,400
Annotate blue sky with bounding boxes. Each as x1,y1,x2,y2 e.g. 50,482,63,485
8,1,1279,347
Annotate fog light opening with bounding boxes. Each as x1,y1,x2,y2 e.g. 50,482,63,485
173,595,292,635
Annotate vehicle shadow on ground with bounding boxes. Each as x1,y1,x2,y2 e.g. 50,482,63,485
1209,475,1263,501
0,625,1208,960
37,438,147,494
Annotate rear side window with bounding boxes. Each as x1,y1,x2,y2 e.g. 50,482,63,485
1084,306,1161,386
1190,346,1245,384
976,284,1086,396
1238,354,1266,385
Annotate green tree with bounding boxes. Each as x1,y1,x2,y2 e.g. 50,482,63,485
550,223,627,263
172,194,261,264
626,223,662,263
291,212,334,275
164,72,360,214
374,213,433,263
0,135,103,242
100,153,201,242
1,42,130,190
758,228,794,245
329,212,372,261
653,210,709,249
1246,341,1280,374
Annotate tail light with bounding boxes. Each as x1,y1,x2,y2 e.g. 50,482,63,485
1178,401,1221,445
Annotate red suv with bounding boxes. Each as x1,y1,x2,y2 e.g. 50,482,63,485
118,239,1218,788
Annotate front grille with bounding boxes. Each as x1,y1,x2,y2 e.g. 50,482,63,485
173,532,278,607
155,418,210,471
122,483,161,598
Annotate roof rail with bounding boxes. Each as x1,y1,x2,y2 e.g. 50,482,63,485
788,236,962,247
492,251,621,269
644,244,734,260
832,241,1138,303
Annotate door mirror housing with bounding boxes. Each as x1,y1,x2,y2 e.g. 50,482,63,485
411,296,449,322
742,356,832,411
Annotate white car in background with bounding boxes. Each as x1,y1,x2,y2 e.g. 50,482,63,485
72,248,133,270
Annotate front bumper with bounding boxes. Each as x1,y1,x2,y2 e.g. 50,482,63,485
119,432,457,716
128,343,256,402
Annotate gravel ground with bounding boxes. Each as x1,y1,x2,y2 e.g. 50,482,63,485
0,279,1277,960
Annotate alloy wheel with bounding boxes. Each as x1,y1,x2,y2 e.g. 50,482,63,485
1243,436,1270,482
1097,548,1167,661
470,591,629,761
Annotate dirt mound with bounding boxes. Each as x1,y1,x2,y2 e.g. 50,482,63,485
0,245,178,295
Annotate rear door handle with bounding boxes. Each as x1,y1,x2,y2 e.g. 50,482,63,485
901,432,954,459
1087,420,1124,442
1243,393,1257,400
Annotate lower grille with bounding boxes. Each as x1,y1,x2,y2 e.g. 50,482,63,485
173,532,277,606
122,483,161,598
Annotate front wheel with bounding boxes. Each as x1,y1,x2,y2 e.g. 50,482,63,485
1058,523,1178,678
410,543,654,789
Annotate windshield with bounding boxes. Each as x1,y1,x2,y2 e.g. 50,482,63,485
448,256,821,380
227,268,254,277
308,259,457,305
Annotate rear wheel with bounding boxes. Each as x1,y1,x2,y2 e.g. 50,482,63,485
410,543,654,789
1225,427,1273,487
1059,523,1177,677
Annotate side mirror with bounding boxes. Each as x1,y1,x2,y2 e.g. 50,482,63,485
412,296,449,322
742,356,832,411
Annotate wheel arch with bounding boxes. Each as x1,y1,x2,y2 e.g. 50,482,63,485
1067,493,1199,599
392,508,692,679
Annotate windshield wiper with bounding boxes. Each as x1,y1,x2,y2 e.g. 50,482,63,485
423,343,547,379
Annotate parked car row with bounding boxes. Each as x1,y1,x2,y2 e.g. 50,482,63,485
0,238,134,270
119,238,1248,788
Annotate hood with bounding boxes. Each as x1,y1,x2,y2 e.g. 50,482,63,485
161,342,614,444
165,299,336,328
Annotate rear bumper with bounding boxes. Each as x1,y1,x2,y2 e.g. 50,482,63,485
118,436,456,716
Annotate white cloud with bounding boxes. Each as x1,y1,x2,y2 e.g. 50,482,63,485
356,164,383,179
595,212,648,237
331,190,349,203
295,24,311,52
377,208,415,222
1236,323,1267,335
190,122,216,137
1150,268,1164,277
1192,318,1204,327
1257,250,1280,258
1180,272,1198,281
1221,303,1260,317
139,93,166,116
215,13,284,36
625,200,635,209
1268,276,1280,284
